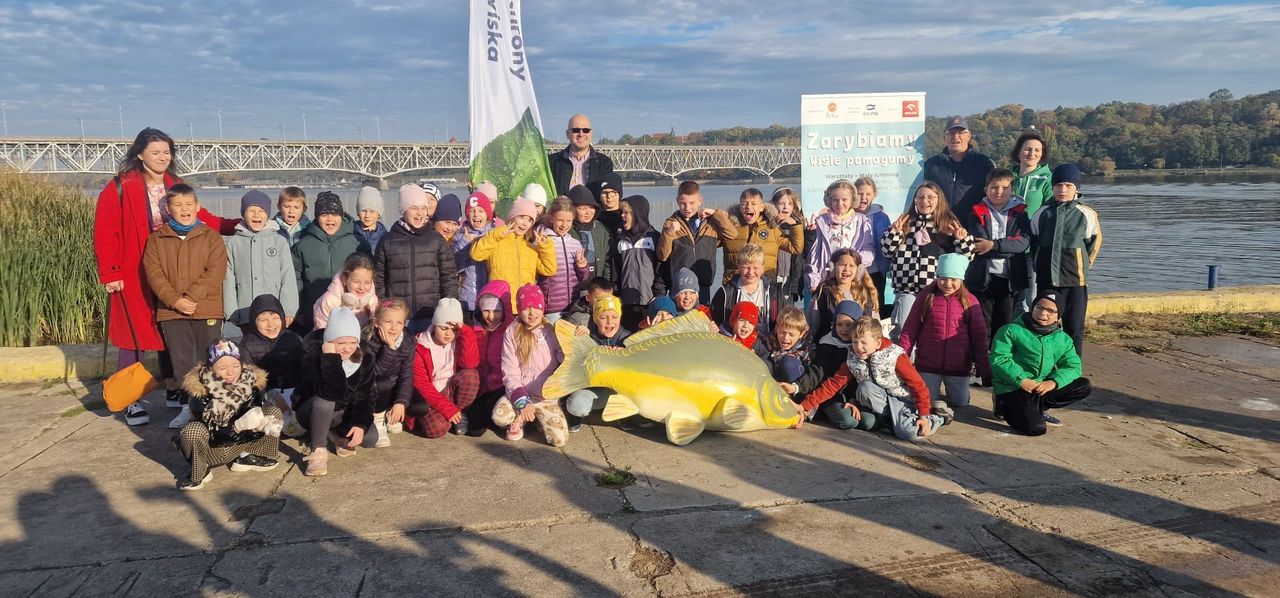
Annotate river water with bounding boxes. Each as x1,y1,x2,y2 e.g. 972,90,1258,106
192,181,1280,294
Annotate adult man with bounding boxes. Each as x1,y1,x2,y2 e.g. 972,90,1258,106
923,116,994,213
549,114,615,196
657,181,736,304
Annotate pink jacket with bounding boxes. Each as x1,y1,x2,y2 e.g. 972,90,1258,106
538,227,590,314
312,273,378,329
501,322,563,403
473,280,514,393
897,288,992,379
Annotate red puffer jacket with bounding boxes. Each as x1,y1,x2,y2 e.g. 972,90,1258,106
897,287,992,379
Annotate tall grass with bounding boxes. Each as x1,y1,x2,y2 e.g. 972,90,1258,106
0,171,105,346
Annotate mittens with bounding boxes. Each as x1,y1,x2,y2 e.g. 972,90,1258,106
233,406,265,433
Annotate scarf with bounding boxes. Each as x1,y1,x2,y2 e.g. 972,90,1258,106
911,214,934,246
1022,312,1062,336
168,217,198,236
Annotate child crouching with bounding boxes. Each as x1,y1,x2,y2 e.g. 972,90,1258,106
407,298,481,438
294,307,376,476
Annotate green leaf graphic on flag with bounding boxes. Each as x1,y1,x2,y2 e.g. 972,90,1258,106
469,108,555,211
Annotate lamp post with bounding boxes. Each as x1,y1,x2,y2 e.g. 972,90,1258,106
217,109,223,140
118,105,124,137
302,112,308,141
375,115,382,142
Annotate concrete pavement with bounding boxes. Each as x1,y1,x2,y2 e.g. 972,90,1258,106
0,335,1277,596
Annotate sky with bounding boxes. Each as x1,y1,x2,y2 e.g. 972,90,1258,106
1,0,1278,142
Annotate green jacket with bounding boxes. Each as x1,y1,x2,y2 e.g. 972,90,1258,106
989,318,1081,395
291,216,371,327
1030,199,1101,287
1012,163,1053,214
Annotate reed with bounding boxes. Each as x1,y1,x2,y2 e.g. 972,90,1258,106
0,171,105,346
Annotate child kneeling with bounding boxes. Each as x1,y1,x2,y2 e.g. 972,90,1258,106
799,317,950,440
989,290,1092,435
493,285,569,447
294,307,375,477
406,298,481,438
175,339,283,491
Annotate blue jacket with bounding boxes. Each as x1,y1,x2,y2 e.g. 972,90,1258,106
354,221,388,254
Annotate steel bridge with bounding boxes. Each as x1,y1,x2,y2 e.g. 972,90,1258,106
0,137,800,181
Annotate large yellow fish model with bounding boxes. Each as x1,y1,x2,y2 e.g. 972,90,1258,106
542,311,801,445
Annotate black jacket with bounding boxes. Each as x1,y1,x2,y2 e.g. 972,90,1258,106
239,295,304,390
923,148,995,212
796,333,851,397
549,146,615,196
373,221,459,324
363,330,416,412
294,331,376,434
710,277,778,336
965,200,1032,292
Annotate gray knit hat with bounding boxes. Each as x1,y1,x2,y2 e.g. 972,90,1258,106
323,307,361,342
356,186,383,216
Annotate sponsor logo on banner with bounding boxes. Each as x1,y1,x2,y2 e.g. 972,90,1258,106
902,101,920,118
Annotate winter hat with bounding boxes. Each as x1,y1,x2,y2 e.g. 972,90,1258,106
1052,164,1083,187
476,181,499,204
777,355,805,384
1033,289,1063,311
207,338,241,365
433,193,464,223
507,197,538,222
249,294,285,322
516,284,546,313
314,191,343,217
356,186,383,216
729,301,760,327
647,296,677,319
399,184,429,214
833,300,863,322
418,181,441,201
671,267,699,298
432,297,464,328
477,280,512,314
522,183,549,208
593,294,622,319
466,192,494,221
323,307,361,342
598,173,624,198
568,185,598,208
936,253,970,280
239,190,272,218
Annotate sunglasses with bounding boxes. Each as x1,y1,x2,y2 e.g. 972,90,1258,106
569,127,592,134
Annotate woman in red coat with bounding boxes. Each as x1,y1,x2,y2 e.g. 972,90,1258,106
93,128,239,426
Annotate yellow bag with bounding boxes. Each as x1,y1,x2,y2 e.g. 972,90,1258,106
104,362,159,412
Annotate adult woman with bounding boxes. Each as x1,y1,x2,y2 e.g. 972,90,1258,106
1009,130,1052,314
93,128,237,426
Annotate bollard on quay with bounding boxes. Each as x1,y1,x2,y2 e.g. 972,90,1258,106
1207,265,1220,290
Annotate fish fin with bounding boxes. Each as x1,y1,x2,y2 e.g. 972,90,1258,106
542,320,597,399
601,394,640,422
665,413,706,446
713,397,753,430
623,310,715,347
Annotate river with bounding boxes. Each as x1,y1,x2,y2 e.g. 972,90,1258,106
192,180,1280,294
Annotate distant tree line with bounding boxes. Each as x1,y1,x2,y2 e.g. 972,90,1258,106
599,89,1280,174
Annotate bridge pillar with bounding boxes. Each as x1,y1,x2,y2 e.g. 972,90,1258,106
374,178,389,191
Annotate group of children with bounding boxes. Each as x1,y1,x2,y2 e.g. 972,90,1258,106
134,162,1099,490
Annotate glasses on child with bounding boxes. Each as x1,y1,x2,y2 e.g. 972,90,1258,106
570,127,592,134
1033,304,1059,315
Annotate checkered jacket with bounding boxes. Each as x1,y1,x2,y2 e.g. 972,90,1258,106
881,215,976,296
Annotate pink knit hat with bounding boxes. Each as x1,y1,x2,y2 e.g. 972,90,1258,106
399,184,429,214
476,181,499,203
516,284,545,313
507,197,538,221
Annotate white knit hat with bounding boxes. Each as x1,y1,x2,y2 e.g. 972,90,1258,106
323,307,361,342
432,298,464,328
522,183,548,207
356,186,383,216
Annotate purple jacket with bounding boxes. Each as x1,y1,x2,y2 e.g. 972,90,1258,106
897,288,993,379
538,227,590,314
806,211,874,291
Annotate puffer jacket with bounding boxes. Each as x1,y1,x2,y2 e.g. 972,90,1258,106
722,204,804,284
923,147,995,211
239,294,304,390
472,280,514,392
805,211,874,291
291,216,371,328
142,222,228,322
611,195,664,306
453,219,501,311
374,220,458,324
897,287,992,379
1012,163,1053,215
364,328,416,413
538,226,590,314
657,209,736,291
293,331,376,435
223,220,299,324
965,198,1032,292
469,225,558,312
989,316,1081,396
412,326,481,420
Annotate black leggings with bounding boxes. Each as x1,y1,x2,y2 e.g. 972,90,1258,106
978,276,1018,346
997,377,1092,436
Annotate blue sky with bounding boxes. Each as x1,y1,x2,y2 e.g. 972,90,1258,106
1,0,1277,141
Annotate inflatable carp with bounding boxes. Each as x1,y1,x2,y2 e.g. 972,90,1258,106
542,311,801,445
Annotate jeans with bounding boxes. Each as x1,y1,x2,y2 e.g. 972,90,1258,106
889,293,917,343
920,373,971,407
856,380,943,441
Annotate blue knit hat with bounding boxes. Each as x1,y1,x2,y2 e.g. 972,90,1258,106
671,267,699,298
647,296,677,319
323,307,361,342
239,190,272,218
433,193,464,223
1052,164,1083,187
777,356,805,383
834,300,863,322
937,253,970,280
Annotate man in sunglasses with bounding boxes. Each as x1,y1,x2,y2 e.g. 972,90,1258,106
549,114,616,196
923,116,994,214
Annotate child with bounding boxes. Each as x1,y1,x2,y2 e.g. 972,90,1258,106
724,301,766,357
313,253,378,330
852,177,893,318
762,306,813,397
670,267,714,321
882,182,976,340
805,180,874,295
454,191,501,316
809,249,879,339
238,294,304,430
292,191,371,334
658,181,736,304
793,301,862,425
723,188,804,284
539,197,590,320
432,193,464,243
590,173,626,234
224,190,298,330
568,185,613,280
563,277,615,328
711,244,777,336
407,298,482,438
492,285,569,446
800,317,951,440
989,290,1093,434
418,181,442,219
966,169,1032,341
362,299,415,447
470,198,558,312
611,194,665,331
770,187,806,304
273,187,310,247
1030,164,1101,358
142,184,228,429
563,294,632,432
374,185,459,332
524,182,549,217
640,295,677,330
294,307,375,477
354,186,388,251
897,254,993,408
470,281,514,437
174,338,283,490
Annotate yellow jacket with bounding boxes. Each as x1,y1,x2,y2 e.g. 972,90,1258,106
469,225,558,310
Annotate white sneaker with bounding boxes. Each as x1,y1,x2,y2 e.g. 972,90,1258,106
124,401,149,426
282,412,305,438
387,421,403,434
366,412,390,448
168,405,192,429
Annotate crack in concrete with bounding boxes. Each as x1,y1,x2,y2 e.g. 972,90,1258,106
1163,425,1233,454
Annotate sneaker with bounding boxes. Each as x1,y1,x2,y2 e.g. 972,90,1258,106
304,448,329,476
505,423,525,441
178,471,212,491
329,431,357,457
568,422,583,433
282,414,305,439
566,413,582,433
165,389,183,409
367,413,390,448
931,401,955,426
167,405,192,429
387,421,403,434
452,414,469,436
1042,412,1064,427
229,454,280,472
124,401,150,426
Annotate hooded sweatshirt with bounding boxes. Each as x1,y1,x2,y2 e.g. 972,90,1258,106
471,280,514,393
611,195,664,306
223,219,299,325
1012,162,1053,215
239,294,305,390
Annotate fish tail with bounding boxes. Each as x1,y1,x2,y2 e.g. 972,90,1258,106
543,319,597,399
